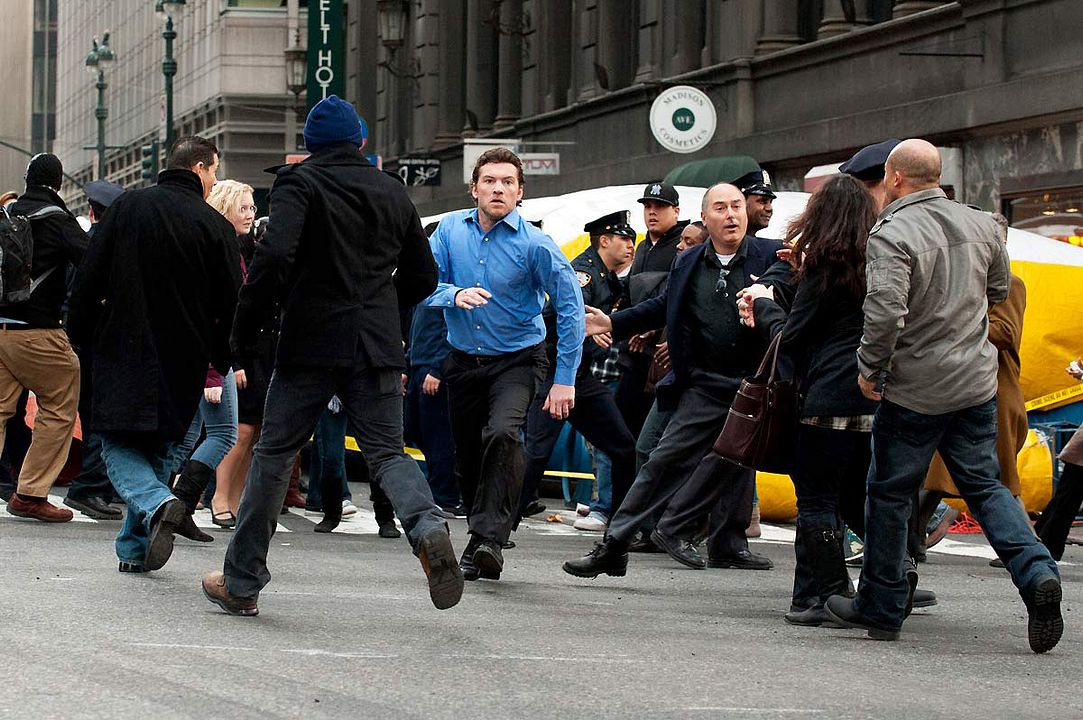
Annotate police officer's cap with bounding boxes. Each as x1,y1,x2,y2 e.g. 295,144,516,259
84,180,125,209
732,169,776,199
637,182,679,207
584,210,636,239
839,139,902,181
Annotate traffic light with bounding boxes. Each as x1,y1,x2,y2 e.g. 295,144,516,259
141,142,159,181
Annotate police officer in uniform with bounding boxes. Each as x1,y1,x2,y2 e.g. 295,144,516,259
732,169,776,236
518,211,639,527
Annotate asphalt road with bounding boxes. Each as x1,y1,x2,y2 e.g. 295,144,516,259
0,492,1079,720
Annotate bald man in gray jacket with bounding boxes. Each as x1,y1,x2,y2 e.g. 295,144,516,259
824,139,1063,654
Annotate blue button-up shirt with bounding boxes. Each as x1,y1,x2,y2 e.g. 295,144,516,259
424,208,585,386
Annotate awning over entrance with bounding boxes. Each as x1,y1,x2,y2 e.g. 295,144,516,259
662,155,761,188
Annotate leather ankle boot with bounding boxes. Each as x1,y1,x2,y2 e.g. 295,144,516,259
562,536,629,578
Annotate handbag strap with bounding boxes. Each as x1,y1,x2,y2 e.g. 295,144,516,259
753,332,784,381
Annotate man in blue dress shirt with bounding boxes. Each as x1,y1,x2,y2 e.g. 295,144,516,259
425,148,585,581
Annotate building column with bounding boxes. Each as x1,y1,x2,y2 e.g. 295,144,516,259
434,1,465,148
892,1,944,18
463,0,497,136
596,0,633,91
539,2,572,112
756,0,801,56
493,0,522,130
818,0,862,38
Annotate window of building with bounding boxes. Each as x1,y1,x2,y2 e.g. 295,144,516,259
1006,188,1083,246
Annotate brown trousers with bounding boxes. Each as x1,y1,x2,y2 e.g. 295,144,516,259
0,327,80,497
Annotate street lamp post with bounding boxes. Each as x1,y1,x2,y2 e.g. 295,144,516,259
155,0,186,163
84,33,115,180
284,30,307,122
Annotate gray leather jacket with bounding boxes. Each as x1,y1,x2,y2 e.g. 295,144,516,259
857,188,1010,415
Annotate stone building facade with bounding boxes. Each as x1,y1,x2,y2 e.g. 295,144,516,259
337,0,1083,239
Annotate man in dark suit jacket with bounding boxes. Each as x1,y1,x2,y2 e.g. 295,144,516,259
563,183,780,578
201,96,463,617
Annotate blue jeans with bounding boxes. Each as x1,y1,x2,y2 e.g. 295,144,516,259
173,369,239,473
100,434,178,564
857,398,1059,629
306,408,352,511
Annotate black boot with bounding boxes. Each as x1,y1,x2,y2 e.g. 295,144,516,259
785,526,851,627
371,480,399,537
176,514,214,542
562,536,629,578
170,461,216,543
172,460,216,515
1036,462,1083,560
314,470,343,534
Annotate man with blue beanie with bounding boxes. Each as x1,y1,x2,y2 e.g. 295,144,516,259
202,95,464,615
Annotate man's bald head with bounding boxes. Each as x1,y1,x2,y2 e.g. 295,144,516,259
884,138,942,203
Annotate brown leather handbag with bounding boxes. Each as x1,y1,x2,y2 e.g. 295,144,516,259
712,332,798,474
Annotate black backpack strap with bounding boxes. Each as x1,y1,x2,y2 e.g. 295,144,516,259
26,205,68,220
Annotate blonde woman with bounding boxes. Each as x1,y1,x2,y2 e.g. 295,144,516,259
200,180,271,527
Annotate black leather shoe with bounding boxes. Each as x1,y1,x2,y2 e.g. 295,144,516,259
650,529,706,569
378,522,402,539
627,534,664,553
64,495,122,520
473,539,504,580
460,538,481,581
1026,575,1063,654
784,605,841,627
911,588,937,609
118,561,147,574
707,549,774,570
522,501,547,518
562,538,629,578
903,557,920,617
824,595,900,641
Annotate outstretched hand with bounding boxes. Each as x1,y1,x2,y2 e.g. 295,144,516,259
584,305,613,337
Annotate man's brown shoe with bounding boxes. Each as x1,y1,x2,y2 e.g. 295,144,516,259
419,527,464,610
201,571,258,617
7,495,74,523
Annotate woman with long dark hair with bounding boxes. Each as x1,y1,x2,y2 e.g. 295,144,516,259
739,174,878,626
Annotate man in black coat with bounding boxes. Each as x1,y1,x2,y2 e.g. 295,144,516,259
1,153,85,523
201,95,463,617
563,183,778,578
69,136,241,573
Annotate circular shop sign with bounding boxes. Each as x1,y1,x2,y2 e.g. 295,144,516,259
649,85,717,154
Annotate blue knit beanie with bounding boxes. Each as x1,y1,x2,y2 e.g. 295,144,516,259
303,95,367,152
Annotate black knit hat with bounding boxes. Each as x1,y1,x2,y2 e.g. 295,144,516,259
25,153,64,190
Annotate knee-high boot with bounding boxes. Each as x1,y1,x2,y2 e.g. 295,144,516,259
171,460,215,543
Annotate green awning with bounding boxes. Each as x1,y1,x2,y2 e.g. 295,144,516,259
663,155,761,188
